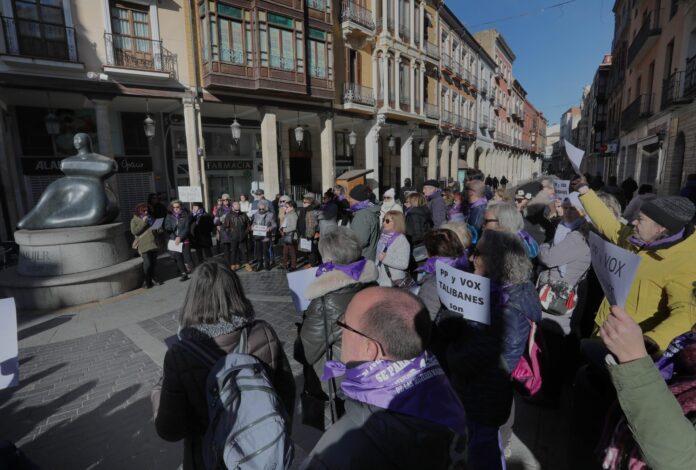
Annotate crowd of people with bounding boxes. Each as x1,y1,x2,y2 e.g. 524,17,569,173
139,170,696,470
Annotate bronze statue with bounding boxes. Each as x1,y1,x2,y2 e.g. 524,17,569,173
17,133,120,230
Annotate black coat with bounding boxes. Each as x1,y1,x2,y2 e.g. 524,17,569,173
191,213,215,248
164,212,192,241
405,206,433,245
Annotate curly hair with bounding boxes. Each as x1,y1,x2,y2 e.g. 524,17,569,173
476,230,533,285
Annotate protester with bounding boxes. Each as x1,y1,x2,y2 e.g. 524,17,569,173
448,191,466,223
251,189,273,213
622,184,656,223
620,176,638,205
514,189,532,212
603,176,624,207
190,202,214,263
251,199,276,271
493,189,512,202
333,185,351,226
164,200,192,281
298,227,378,415
148,192,168,219
405,192,433,246
131,203,161,289
280,200,299,271
347,184,381,260
375,211,411,287
317,190,339,236
218,199,243,269
301,287,467,469
573,175,696,349
298,192,322,266
523,180,557,244
278,195,291,231
399,177,415,204
500,175,509,189
464,179,487,231
492,176,499,190
379,188,403,225
239,193,251,216
151,259,295,470
483,202,539,258
423,180,448,227
485,175,493,187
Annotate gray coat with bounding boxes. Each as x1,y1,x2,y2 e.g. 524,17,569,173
376,234,411,286
537,229,591,287
427,191,448,227
350,205,381,260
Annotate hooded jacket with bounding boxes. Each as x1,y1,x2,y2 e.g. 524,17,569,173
580,189,696,349
350,205,381,260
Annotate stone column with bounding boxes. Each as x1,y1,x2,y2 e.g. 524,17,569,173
366,114,385,196
382,0,388,36
319,113,335,193
394,52,401,110
440,135,451,180
419,1,425,50
394,0,400,40
427,134,438,180
183,95,202,189
260,108,280,197
382,53,389,107
450,138,460,180
401,124,416,185
410,60,416,114
409,0,416,48
373,52,379,104
93,100,114,158
420,65,425,117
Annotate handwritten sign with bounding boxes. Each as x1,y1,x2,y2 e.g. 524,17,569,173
435,261,491,325
554,180,570,199
287,267,319,313
588,232,641,307
252,224,268,237
563,139,584,174
0,298,19,390
178,186,203,203
299,238,312,252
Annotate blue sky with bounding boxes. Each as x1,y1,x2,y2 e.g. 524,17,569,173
451,0,615,125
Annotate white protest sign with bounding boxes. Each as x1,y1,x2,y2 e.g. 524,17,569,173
299,238,312,252
252,224,268,237
178,186,203,203
435,261,491,325
287,267,319,313
167,239,184,253
588,232,641,307
0,298,19,390
150,217,164,230
554,180,570,198
563,139,584,174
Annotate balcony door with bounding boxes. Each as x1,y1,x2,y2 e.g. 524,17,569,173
110,2,154,69
12,0,69,60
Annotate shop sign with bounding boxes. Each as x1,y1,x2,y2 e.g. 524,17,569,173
21,158,63,175
115,157,153,173
205,160,253,171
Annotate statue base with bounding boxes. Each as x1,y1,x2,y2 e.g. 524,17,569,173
0,223,143,310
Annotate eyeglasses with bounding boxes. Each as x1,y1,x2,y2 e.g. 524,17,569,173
336,314,385,356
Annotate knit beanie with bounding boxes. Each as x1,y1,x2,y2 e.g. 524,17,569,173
423,179,439,189
383,188,395,198
349,184,371,202
640,196,696,234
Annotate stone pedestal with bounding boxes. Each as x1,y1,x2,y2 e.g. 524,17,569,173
0,223,143,310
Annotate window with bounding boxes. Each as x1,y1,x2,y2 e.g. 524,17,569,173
120,112,150,155
12,0,70,60
308,28,327,79
111,2,152,64
263,13,295,71
217,5,245,64
335,132,354,167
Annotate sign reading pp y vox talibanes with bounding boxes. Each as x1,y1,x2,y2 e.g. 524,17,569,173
435,261,491,325
588,232,641,308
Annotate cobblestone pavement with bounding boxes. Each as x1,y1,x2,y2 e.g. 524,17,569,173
0,256,566,469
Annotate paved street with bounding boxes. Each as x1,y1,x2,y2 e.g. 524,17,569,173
1,256,566,469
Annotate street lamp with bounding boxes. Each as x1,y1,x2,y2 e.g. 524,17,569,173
44,112,60,136
294,111,304,147
349,130,357,148
388,126,396,154
230,105,241,144
143,99,156,138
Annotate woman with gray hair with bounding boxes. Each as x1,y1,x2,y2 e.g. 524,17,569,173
484,202,539,258
298,227,378,426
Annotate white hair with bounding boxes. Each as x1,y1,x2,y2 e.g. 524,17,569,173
487,201,525,232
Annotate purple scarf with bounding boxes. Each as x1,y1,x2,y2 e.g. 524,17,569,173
193,208,205,220
468,198,488,210
629,228,685,250
350,200,374,213
144,215,154,226
417,253,470,274
378,230,400,251
656,331,696,380
322,352,467,436
517,230,539,258
490,281,512,307
316,258,367,281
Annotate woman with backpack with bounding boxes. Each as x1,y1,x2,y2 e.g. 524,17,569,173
151,259,295,470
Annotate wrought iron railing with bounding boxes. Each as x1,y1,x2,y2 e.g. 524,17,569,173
270,54,295,71
105,33,177,77
661,70,683,109
341,1,375,30
627,9,661,65
399,93,410,108
442,52,452,70
2,16,77,61
399,24,409,42
621,93,653,131
480,78,488,95
686,55,696,96
480,115,489,129
309,64,327,79
343,82,375,106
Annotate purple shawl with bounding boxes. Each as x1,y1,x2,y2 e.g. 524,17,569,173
316,258,367,281
629,228,685,250
417,253,470,274
656,331,696,380
323,352,467,436
378,230,400,251
350,200,374,213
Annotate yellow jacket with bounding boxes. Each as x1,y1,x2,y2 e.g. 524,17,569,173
580,189,696,349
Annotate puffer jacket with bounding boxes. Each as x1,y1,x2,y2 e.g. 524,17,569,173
151,319,295,470
405,206,433,245
300,260,379,388
130,215,158,254
497,281,542,372
580,189,696,349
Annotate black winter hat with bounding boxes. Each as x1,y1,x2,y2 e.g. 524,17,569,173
640,196,696,234
349,184,372,202
423,179,440,189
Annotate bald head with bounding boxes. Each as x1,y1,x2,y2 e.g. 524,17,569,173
344,287,431,361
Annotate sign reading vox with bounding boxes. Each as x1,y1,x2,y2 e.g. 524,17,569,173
435,261,491,325
588,232,641,307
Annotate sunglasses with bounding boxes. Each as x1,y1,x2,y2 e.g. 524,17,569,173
384,219,393,223
337,314,385,356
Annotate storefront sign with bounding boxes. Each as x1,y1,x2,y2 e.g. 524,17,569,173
115,157,153,173
205,160,253,171
21,158,63,175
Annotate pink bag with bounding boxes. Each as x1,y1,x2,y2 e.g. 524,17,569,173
511,320,543,397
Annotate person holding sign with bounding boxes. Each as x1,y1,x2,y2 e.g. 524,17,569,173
251,200,276,272
130,203,163,289
573,176,696,350
164,200,193,282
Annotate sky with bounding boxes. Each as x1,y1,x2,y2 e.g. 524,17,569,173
450,0,615,125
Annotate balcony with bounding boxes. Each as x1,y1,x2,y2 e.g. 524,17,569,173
661,71,693,109
341,1,375,30
343,82,375,108
441,52,452,73
2,16,77,62
627,10,661,66
399,93,410,110
621,93,653,131
398,24,410,42
480,78,488,95
480,115,489,129
684,55,696,97
441,110,456,126
425,102,439,120
425,41,439,59
376,18,394,34
105,33,177,77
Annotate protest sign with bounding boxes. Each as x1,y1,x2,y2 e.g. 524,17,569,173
0,297,19,390
167,239,183,253
563,139,584,174
178,186,203,203
287,267,318,313
554,180,570,199
299,238,312,252
252,225,268,237
435,261,491,325
588,232,641,307
150,217,164,230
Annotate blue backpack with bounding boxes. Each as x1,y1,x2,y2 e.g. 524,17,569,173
179,327,294,470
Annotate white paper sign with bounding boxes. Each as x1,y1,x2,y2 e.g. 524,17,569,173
563,139,584,174
299,238,312,252
588,232,642,307
0,298,19,390
178,186,203,203
252,224,268,237
167,239,184,253
554,180,570,199
435,261,491,325
150,217,164,230
287,267,319,313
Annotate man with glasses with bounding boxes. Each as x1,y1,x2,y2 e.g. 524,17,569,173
302,287,467,469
